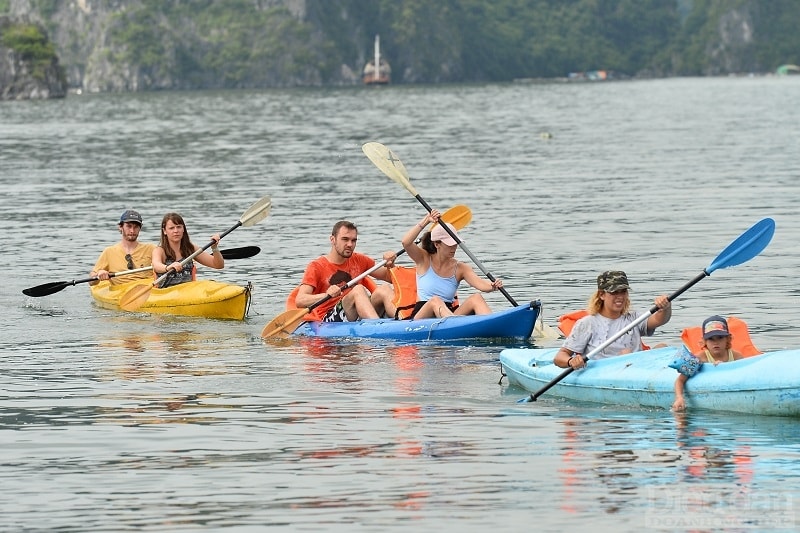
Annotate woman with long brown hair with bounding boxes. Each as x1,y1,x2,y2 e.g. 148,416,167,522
151,212,224,288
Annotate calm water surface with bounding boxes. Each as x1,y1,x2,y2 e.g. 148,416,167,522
2,77,800,531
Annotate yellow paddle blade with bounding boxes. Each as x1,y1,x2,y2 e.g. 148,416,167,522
434,204,471,231
362,142,418,196
119,283,154,311
261,308,309,338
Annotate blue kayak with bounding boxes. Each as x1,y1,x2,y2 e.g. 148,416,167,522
292,300,541,341
500,346,800,417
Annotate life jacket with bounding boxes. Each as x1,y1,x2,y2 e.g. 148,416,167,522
680,316,761,357
558,309,650,350
557,309,589,337
155,261,196,288
390,265,459,320
390,266,419,319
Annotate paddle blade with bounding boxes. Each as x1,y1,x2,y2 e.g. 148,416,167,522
23,281,71,297
240,196,272,227
119,284,153,311
707,218,775,274
362,142,418,196
435,204,472,231
261,308,308,338
220,246,261,259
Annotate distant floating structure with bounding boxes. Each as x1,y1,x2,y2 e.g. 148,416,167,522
567,70,610,81
363,34,391,85
776,64,800,75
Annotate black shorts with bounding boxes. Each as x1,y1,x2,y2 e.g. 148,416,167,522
322,301,349,323
407,300,458,320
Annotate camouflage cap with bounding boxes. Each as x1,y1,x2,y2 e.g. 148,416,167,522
597,270,631,292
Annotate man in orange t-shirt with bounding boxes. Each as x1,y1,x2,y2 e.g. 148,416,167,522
296,220,395,322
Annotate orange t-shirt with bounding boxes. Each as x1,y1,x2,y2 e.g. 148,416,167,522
300,253,376,320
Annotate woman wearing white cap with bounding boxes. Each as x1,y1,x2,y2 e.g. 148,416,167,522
396,209,502,320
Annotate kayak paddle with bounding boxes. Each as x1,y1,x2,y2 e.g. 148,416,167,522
362,141,518,306
22,246,262,298
527,217,776,402
119,196,272,311
261,204,472,339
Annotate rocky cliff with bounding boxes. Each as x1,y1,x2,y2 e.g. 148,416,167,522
7,0,342,93
2,0,792,94
0,15,67,100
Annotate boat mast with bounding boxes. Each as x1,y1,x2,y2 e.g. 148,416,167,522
374,34,380,82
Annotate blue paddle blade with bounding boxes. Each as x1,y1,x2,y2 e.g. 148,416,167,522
707,218,775,274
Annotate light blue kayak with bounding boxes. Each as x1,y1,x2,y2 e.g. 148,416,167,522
500,346,800,417
292,300,541,341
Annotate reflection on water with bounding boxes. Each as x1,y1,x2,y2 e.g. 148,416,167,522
3,78,800,530
549,408,798,528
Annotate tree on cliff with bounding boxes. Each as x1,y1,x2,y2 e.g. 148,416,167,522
0,16,66,99
3,0,800,93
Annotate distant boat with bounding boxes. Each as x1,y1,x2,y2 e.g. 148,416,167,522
363,34,391,85
776,64,800,75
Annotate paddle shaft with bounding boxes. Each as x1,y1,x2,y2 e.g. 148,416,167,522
293,216,477,317
262,205,472,339
151,222,243,287
529,270,710,401
305,248,407,314
413,195,518,306
528,217,776,402
119,195,272,311
289,211,473,319
22,266,154,297
21,247,259,297
149,196,270,290
260,250,405,338
362,142,517,306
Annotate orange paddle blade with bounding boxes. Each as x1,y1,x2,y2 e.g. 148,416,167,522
435,204,471,231
261,308,309,338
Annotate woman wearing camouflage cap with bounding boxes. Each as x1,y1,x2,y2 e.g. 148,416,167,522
554,270,671,369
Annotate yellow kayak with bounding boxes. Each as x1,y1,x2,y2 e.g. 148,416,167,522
90,279,252,320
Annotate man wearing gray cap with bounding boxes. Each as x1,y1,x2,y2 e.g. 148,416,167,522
90,209,156,286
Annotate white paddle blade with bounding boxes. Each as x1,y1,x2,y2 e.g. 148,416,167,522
240,196,272,227
362,142,418,195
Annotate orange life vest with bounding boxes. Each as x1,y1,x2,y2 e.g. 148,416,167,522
557,309,590,337
390,266,419,319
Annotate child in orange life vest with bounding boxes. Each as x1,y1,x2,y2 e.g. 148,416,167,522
672,315,744,411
